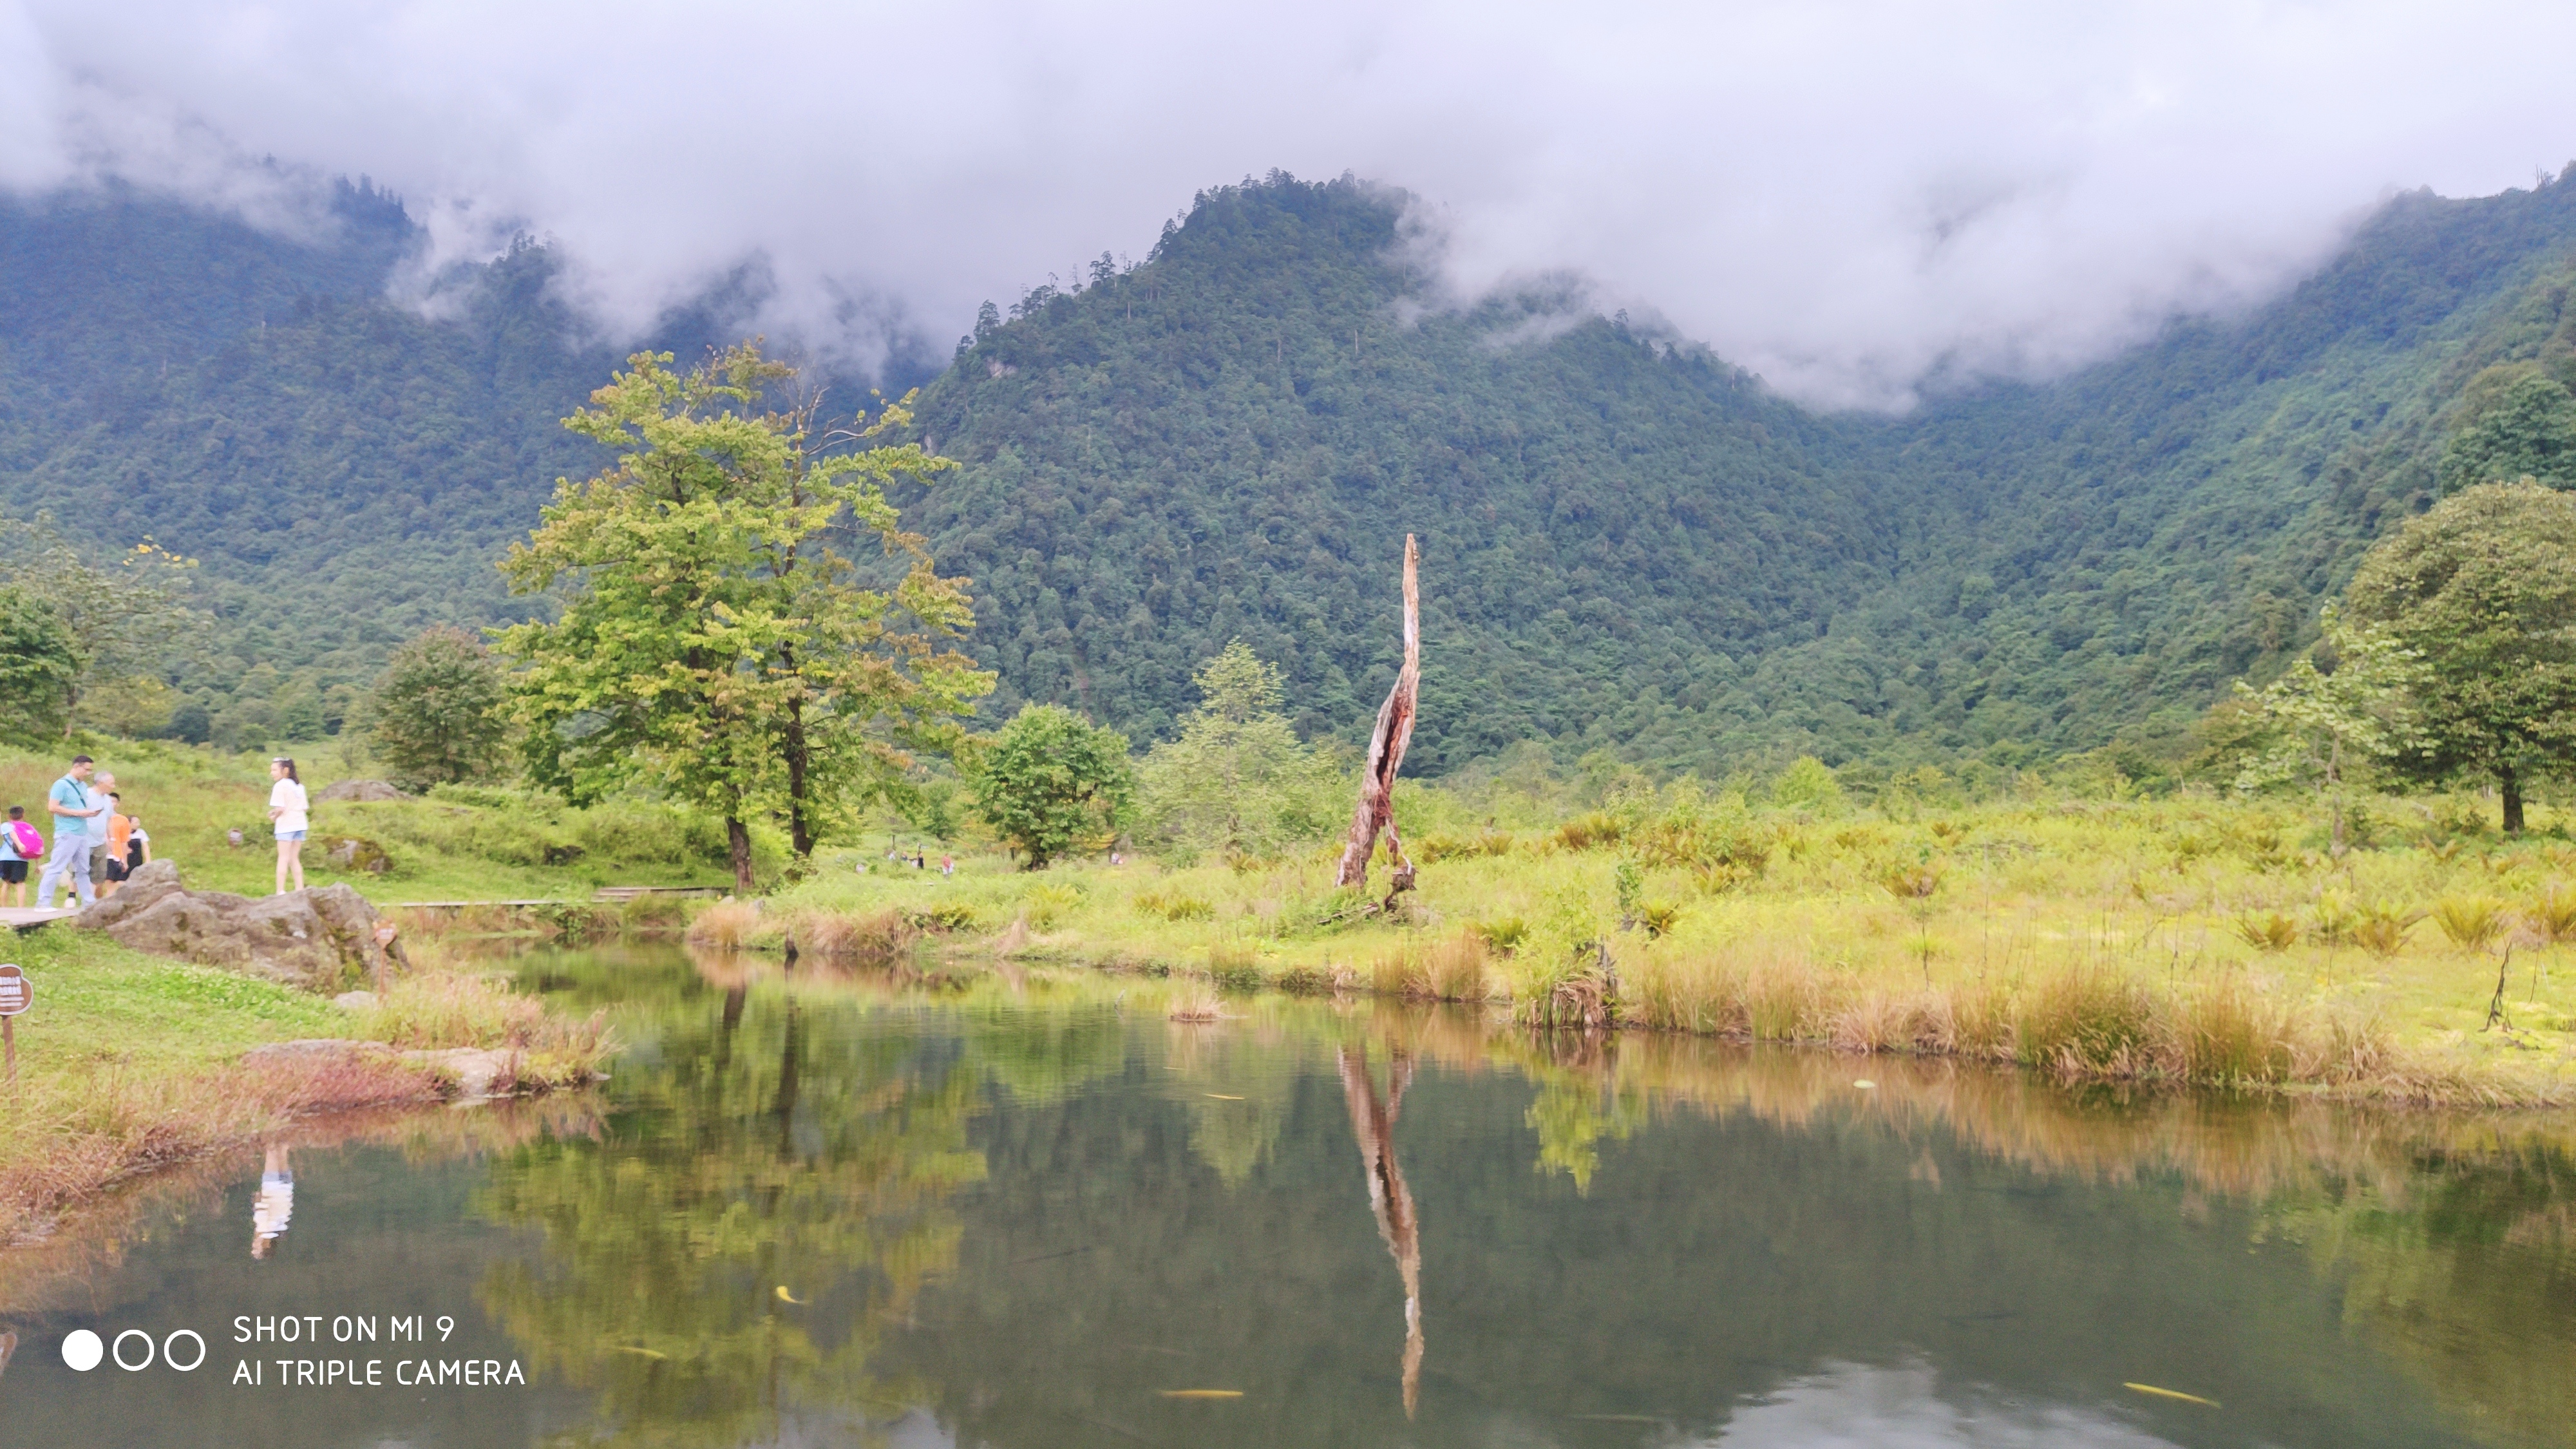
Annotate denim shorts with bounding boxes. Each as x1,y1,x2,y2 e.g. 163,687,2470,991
277,829,307,842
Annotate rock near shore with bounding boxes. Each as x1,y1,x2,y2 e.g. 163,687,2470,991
75,861,408,992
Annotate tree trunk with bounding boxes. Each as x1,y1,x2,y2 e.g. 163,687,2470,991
782,688,815,860
1338,536,1421,891
2327,736,2346,860
2502,762,2525,835
727,816,755,894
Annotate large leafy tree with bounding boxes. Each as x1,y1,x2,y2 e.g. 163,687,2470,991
1137,640,1341,862
0,590,79,738
366,625,510,791
2232,607,2425,857
2344,482,2576,832
496,345,989,890
0,511,205,735
968,704,1133,869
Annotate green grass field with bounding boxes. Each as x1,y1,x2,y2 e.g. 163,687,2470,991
0,740,740,903
736,788,2576,1102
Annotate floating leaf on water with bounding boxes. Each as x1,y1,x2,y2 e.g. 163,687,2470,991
775,1286,804,1305
2124,1382,2219,1407
1204,1093,1244,1100
1159,1389,1244,1399
613,1345,668,1360
1853,1080,1877,1090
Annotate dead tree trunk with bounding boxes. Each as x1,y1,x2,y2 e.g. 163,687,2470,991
1338,535,1421,894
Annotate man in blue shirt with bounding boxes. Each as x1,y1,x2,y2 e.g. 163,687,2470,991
35,753,104,909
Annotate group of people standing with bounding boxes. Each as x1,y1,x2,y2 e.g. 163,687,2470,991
3,753,151,911
0,752,309,911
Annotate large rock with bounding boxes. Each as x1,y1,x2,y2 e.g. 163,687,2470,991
77,861,409,992
314,779,410,803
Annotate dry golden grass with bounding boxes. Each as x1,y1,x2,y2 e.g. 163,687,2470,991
685,897,763,950
1167,988,1223,1021
788,907,917,958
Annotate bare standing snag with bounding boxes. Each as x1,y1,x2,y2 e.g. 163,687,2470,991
1337,536,1421,899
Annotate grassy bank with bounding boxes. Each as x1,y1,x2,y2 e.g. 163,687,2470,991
721,791,2576,1103
0,925,611,1245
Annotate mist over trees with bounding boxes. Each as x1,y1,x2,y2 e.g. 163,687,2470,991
10,169,2576,791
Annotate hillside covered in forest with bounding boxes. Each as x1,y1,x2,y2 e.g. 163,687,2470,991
5,169,2575,778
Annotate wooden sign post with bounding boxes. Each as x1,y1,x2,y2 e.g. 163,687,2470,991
0,965,29,1082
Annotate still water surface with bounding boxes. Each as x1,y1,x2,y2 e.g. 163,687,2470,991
3,942,2571,1448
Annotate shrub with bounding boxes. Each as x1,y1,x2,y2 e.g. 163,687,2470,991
1553,812,1623,851
793,909,916,957
1425,932,1489,999
1133,889,1216,922
2176,978,2293,1084
2430,896,2508,951
2528,886,2576,944
2018,971,2162,1077
2351,902,2422,958
2232,911,2301,952
686,899,762,951
1027,883,1085,929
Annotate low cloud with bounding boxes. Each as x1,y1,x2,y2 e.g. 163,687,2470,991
7,1,2575,408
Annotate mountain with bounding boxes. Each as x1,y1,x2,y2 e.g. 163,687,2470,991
5,169,2575,778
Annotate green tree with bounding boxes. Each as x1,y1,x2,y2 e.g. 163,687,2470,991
2232,607,2426,857
0,589,79,739
0,511,205,735
968,704,1133,869
1137,641,1341,862
496,345,988,890
2344,482,2576,832
2438,369,2576,493
366,625,510,791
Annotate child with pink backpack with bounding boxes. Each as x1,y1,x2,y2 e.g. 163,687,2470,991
1,806,39,910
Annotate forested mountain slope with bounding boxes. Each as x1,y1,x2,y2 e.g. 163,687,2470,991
899,180,1897,770
907,172,2576,777
5,170,2575,774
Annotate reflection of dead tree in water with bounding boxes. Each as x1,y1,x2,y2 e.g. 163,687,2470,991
1336,536,1421,910
1338,1045,1423,1418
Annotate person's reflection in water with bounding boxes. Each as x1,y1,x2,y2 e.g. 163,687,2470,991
251,1143,293,1259
1338,1046,1423,1418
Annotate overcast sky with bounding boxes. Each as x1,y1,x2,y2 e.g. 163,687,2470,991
6,1,2575,409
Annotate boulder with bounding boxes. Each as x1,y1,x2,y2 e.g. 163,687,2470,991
402,1046,520,1100
323,836,394,873
315,779,410,803
76,861,410,992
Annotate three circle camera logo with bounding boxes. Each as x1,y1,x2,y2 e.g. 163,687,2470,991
59,1327,207,1374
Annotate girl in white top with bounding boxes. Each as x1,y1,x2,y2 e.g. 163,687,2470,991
268,757,310,895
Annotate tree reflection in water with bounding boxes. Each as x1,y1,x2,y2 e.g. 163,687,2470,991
471,954,988,1448
1338,1044,1423,1418
475,945,2576,1449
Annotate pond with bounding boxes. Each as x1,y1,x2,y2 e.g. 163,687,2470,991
3,941,2571,1448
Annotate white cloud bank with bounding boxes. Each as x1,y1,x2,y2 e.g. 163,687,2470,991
6,1,2575,408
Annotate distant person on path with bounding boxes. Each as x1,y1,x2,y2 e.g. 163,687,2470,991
942,853,954,878
125,814,151,873
0,806,35,909
251,1142,294,1259
85,770,117,893
35,753,102,909
99,792,134,897
268,757,309,895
